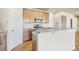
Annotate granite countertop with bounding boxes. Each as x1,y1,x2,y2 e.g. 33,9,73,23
32,28,55,34
32,28,74,34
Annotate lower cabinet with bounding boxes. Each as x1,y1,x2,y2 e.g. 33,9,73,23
23,29,34,42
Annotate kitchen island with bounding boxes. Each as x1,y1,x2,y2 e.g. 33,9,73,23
32,28,75,51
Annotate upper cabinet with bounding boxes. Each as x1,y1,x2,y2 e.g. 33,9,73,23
42,12,49,23
23,9,34,22
23,8,49,23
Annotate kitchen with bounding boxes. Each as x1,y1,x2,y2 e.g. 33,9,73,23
22,8,76,51
0,8,78,51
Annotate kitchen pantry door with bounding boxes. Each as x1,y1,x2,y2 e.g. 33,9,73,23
7,9,23,51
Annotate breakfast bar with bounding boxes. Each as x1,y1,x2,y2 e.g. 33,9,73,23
32,29,75,51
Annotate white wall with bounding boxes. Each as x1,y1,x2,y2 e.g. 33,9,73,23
24,12,54,29
53,11,77,30
7,8,23,50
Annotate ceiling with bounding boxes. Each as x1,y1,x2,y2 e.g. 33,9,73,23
35,8,79,16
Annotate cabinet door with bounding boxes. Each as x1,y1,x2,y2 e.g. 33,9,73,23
30,10,35,22
41,12,49,23
41,12,45,22
23,9,49,23
34,11,39,18
23,9,30,20
44,13,49,23
33,10,38,22
38,11,42,18
23,9,34,22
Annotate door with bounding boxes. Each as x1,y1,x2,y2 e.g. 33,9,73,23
7,9,23,51
70,19,73,29
61,15,67,29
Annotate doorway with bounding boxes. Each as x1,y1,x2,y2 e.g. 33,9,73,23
76,16,79,31
61,15,67,29
70,19,73,29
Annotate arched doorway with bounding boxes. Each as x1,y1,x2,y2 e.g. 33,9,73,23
61,15,67,29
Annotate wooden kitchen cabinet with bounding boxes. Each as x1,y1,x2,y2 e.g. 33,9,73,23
38,11,42,18
44,13,49,22
23,9,30,19
23,8,49,23
42,12,49,22
23,29,34,42
23,9,35,22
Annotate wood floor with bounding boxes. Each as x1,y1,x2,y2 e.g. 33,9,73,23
12,40,32,51
12,32,79,51
75,32,79,50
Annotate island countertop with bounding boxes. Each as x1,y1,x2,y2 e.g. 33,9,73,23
32,28,75,51
32,28,75,34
